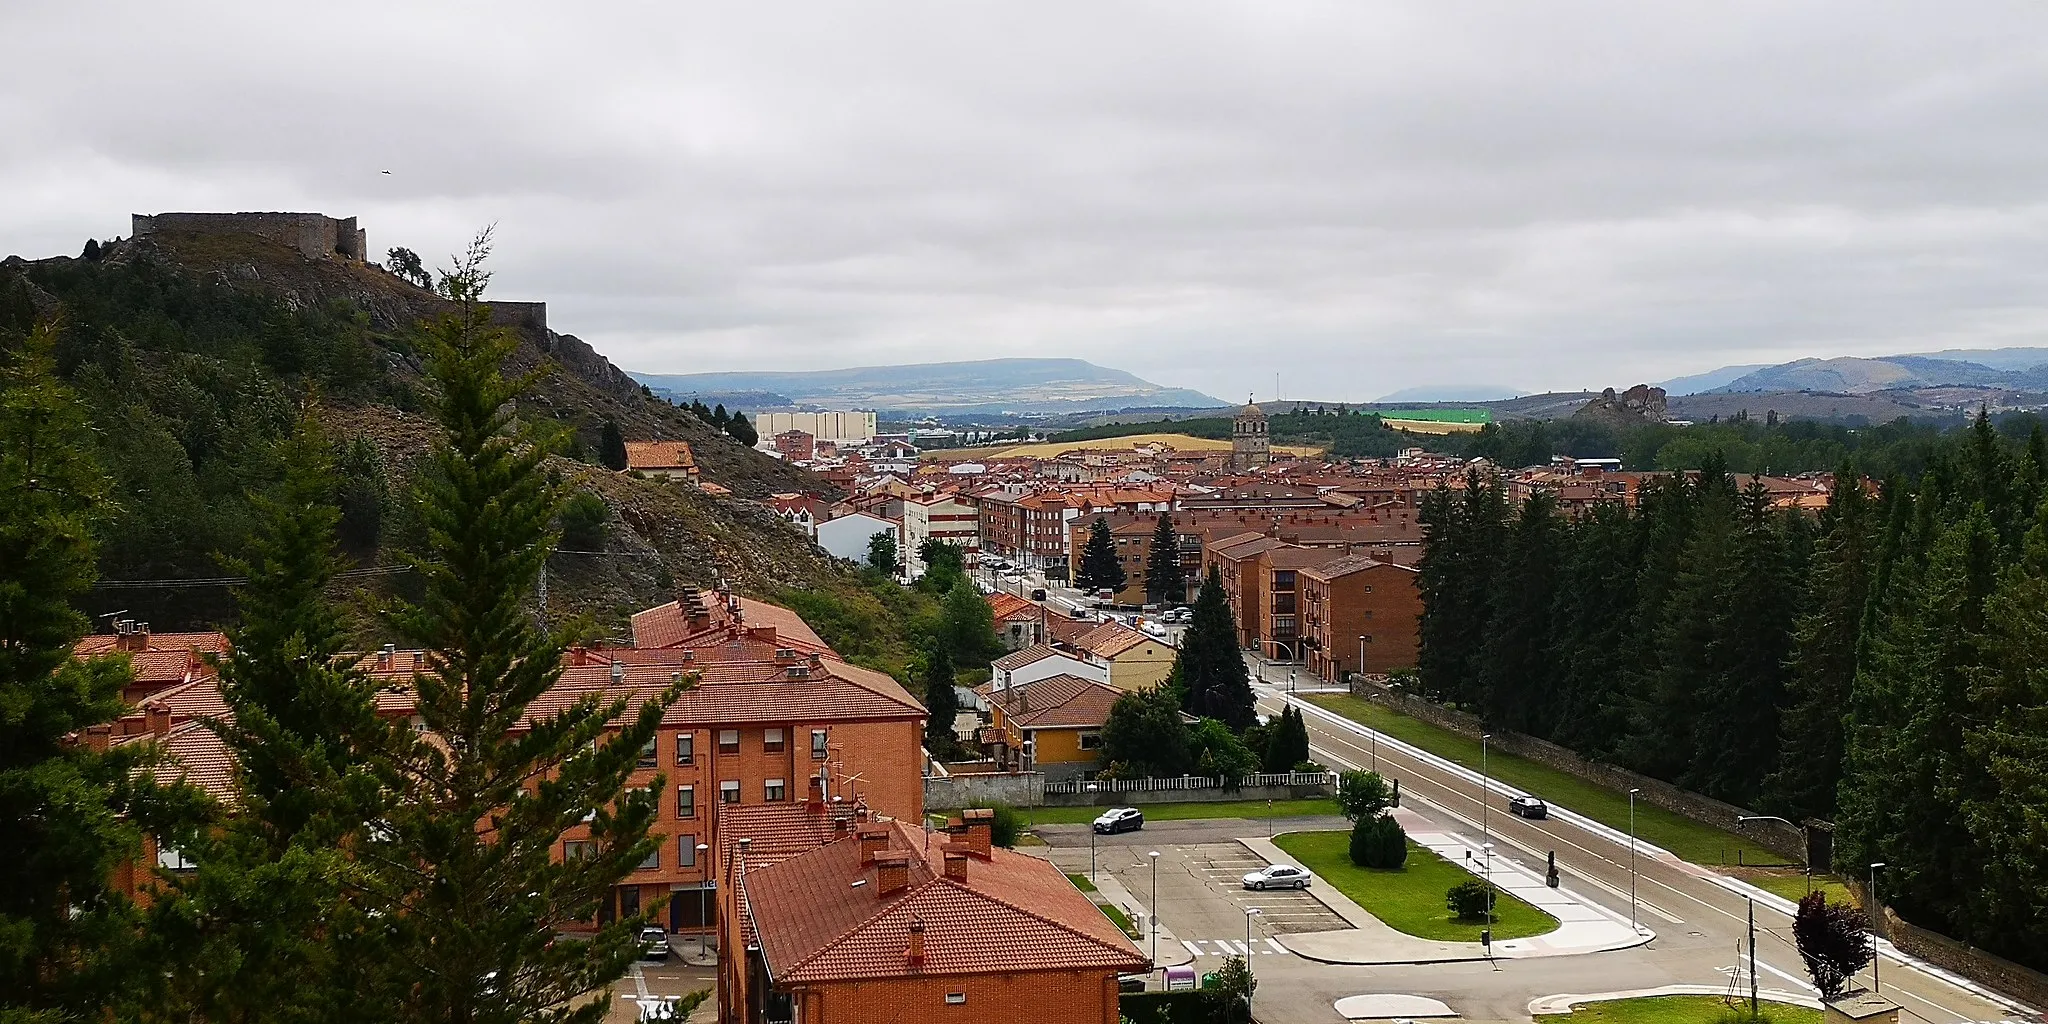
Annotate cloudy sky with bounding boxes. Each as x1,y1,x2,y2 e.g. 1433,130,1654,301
7,3,2048,401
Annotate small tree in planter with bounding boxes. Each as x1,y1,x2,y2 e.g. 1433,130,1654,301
1446,879,1496,920
1793,891,1874,1000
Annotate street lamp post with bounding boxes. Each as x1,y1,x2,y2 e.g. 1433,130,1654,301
1148,851,1161,965
1628,788,1640,932
1244,906,1262,1013
1481,841,1495,926
1358,635,1365,685
695,842,713,965
1480,733,1492,856
1090,826,1097,882
1870,862,1887,995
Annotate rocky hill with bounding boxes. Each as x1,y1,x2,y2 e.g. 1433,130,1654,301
0,228,861,638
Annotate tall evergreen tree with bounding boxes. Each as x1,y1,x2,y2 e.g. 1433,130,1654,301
1176,566,1255,730
710,403,729,429
1075,517,1127,594
133,419,403,1023
1765,467,1873,820
0,323,156,1020
1682,478,1800,805
1415,471,1507,706
598,419,628,471
724,411,757,447
1477,491,1563,734
1549,503,1641,757
940,576,1002,666
368,237,684,1024
1143,513,1187,606
921,635,959,754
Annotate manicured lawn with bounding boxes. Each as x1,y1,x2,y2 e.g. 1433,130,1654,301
1067,872,1099,893
1022,798,1340,827
1303,694,1790,867
1558,995,1818,1024
1739,870,1854,908
1272,830,1557,943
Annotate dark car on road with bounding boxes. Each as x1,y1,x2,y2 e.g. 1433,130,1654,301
1507,795,1548,819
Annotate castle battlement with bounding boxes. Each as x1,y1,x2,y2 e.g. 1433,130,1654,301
131,212,367,263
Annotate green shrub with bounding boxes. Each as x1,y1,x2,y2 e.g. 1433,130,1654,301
989,805,1021,848
1446,879,1496,919
1349,815,1408,869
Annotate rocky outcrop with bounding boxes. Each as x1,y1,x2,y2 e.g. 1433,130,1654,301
1572,384,1668,427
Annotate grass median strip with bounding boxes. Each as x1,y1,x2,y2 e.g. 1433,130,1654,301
1302,694,1788,867
1272,830,1557,943
1066,872,1099,893
1555,995,1818,1024
1022,798,1340,827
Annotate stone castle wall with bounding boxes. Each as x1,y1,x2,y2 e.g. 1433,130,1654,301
132,212,367,262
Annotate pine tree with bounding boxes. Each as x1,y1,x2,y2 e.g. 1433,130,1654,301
922,635,959,754
1961,498,2048,961
136,419,404,1022
81,238,102,261
1143,513,1187,606
0,322,154,1018
599,419,628,471
1477,491,1563,735
1176,566,1255,731
941,576,1001,666
1766,467,1873,820
710,403,729,429
1075,517,1127,594
725,411,757,447
369,235,684,1024
1549,503,1641,757
1683,478,1799,805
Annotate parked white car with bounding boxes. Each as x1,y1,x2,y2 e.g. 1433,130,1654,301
1241,864,1313,890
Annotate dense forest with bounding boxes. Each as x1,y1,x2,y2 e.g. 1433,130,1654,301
1413,414,2048,969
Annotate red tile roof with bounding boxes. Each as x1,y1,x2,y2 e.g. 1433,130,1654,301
985,592,1038,621
624,441,696,472
742,819,1145,984
980,674,1121,730
1073,622,1150,660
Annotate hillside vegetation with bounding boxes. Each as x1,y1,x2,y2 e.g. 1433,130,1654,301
0,233,888,655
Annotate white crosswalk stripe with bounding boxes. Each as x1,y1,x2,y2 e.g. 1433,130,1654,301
1182,938,1290,957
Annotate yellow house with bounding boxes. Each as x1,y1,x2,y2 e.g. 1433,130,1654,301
976,674,1122,783
1072,622,1177,692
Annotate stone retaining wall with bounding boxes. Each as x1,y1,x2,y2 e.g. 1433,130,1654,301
1842,881,2048,1010
1345,679,1806,861
1041,781,1333,808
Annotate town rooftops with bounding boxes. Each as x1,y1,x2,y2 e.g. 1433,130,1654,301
985,592,1038,621
623,441,696,472
978,674,1122,730
990,643,1068,674
1073,622,1151,660
740,817,1145,984
1301,553,1419,581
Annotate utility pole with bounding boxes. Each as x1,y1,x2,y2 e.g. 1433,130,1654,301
1869,862,1886,995
1748,897,1758,1019
1628,787,1641,932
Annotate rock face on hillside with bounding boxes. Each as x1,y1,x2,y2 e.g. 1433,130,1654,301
1572,384,1668,427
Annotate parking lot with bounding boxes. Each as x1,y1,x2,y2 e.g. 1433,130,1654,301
1067,841,1349,966
606,939,715,1023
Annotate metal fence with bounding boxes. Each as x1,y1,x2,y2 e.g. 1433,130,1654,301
1041,770,1332,796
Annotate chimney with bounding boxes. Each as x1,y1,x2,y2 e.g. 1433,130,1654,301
84,724,112,753
942,843,970,882
957,808,994,860
807,774,826,812
145,702,172,738
856,822,890,865
412,650,423,669
610,658,625,683
875,850,911,895
905,917,926,969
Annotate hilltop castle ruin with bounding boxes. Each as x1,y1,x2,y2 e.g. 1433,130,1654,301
131,212,368,262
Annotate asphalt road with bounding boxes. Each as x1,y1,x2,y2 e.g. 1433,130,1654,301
1250,675,2031,1024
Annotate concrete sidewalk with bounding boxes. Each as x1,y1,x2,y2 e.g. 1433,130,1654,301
1241,811,1649,965
1528,985,1822,1015
1026,846,1194,969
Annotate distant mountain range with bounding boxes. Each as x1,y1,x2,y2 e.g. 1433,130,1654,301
1655,364,1772,395
628,358,1225,417
1700,350,2048,395
1374,384,1523,403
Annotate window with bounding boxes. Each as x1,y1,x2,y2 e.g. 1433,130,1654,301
764,778,786,802
676,785,695,819
639,846,660,870
638,737,659,770
763,728,785,753
157,844,196,873
811,729,829,759
1363,585,1374,594
1362,634,1374,644
945,994,967,1005
1078,731,1102,750
676,733,694,766
718,729,740,754
720,780,741,804
679,838,697,867
564,840,598,862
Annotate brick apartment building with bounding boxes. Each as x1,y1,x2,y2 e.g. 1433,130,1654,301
978,486,1175,574
1300,554,1424,682
771,429,817,462
901,492,981,576
721,811,1146,1024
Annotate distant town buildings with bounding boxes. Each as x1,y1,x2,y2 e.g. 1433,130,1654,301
752,410,878,445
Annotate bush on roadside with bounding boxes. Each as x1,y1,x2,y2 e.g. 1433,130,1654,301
989,805,1022,849
1446,879,1496,920
1349,815,1408,869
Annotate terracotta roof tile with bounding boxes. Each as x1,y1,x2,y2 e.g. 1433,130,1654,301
624,441,695,472
1074,622,1150,659
985,592,1037,621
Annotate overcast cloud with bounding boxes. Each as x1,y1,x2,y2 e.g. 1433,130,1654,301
6,2,2048,401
